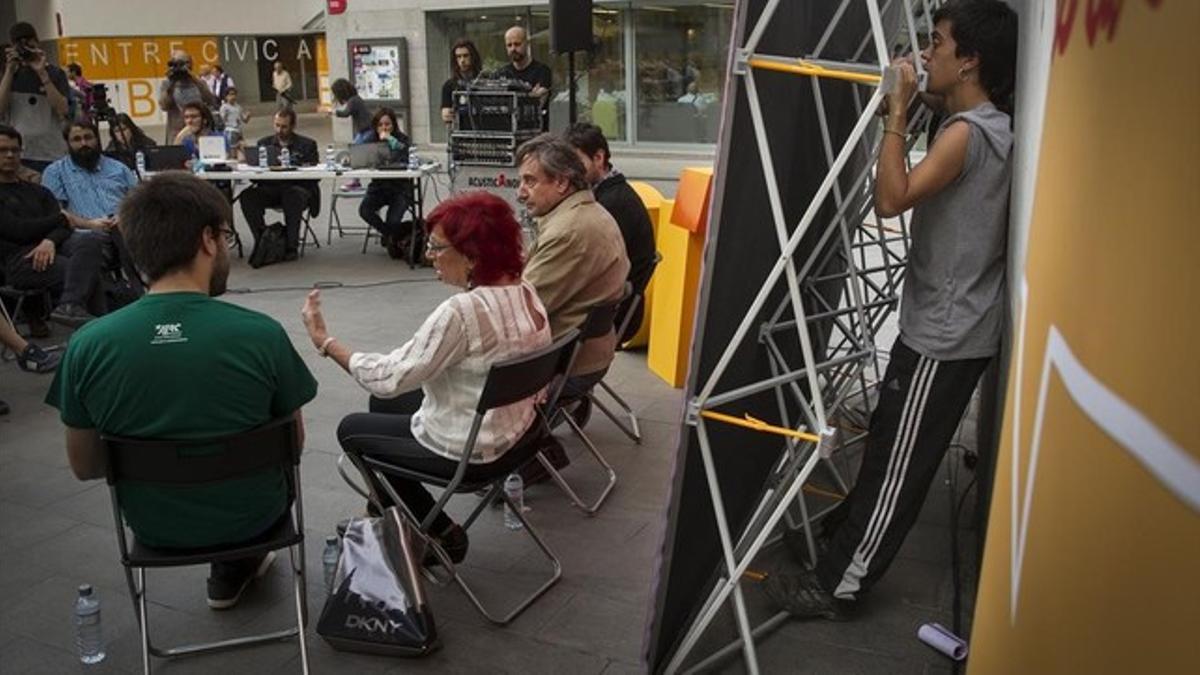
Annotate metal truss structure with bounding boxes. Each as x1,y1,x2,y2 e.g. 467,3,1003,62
667,1,939,672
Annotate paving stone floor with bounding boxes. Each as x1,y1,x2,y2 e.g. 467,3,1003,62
0,127,981,673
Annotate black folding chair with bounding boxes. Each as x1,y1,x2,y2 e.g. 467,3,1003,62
346,330,580,626
101,417,310,674
592,253,663,443
541,295,625,515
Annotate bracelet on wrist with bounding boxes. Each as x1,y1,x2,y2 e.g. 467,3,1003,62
318,336,336,357
883,128,906,140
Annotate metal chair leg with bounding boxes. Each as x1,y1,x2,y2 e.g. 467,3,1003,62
591,380,642,444
542,413,618,515
137,568,151,675
289,545,311,675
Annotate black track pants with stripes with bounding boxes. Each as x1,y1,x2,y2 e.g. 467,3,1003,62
816,337,990,600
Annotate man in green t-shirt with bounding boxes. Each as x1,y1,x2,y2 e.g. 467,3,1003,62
46,172,318,610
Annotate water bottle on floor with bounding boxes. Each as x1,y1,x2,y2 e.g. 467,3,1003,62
322,535,340,594
504,473,525,530
73,584,105,665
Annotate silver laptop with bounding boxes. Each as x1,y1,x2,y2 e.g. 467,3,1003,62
347,142,391,169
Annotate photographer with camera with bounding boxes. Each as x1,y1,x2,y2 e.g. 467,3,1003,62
157,50,217,144
0,23,70,172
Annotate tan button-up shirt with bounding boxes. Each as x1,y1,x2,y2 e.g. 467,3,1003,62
525,189,630,375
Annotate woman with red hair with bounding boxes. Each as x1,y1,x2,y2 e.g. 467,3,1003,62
301,191,550,561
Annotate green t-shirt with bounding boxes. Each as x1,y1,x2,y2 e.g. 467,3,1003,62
46,292,318,548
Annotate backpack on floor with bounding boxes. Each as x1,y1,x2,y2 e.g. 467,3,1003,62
248,224,287,269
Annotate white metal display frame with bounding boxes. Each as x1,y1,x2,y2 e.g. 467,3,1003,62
665,1,938,672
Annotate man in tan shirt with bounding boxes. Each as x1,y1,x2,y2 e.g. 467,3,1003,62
518,133,629,379
517,134,628,476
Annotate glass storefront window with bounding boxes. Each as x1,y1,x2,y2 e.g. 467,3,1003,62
426,4,627,143
634,2,732,144
426,1,732,146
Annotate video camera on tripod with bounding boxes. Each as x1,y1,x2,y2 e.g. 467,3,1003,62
87,82,116,123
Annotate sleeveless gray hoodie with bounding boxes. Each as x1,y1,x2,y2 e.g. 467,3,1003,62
899,102,1012,360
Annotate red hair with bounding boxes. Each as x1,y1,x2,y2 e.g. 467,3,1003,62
425,191,524,286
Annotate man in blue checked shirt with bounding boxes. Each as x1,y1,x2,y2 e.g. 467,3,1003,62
40,119,137,326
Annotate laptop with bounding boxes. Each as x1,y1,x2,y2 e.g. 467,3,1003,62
347,141,410,170
197,135,231,164
347,142,390,169
142,145,190,171
244,144,282,168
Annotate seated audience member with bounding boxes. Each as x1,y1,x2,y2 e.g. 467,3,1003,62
105,113,157,172
357,107,413,259
173,101,221,158
300,192,551,563
0,124,107,328
331,78,372,143
564,123,657,341
516,133,629,476
44,120,137,231
239,109,320,262
46,172,318,609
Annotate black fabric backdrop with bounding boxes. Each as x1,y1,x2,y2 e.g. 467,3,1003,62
645,1,883,670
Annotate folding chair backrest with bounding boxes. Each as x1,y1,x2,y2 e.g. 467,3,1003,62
102,416,299,486
476,329,579,414
579,292,625,341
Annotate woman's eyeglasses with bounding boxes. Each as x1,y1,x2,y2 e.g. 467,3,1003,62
425,239,452,256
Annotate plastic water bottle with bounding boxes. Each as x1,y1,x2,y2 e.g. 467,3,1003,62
279,146,291,168
407,145,419,171
325,143,337,170
73,584,105,664
322,536,340,594
503,473,525,530
134,150,146,177
257,144,268,168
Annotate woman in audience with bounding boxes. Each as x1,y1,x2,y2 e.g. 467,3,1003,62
105,113,157,171
357,107,413,259
301,192,551,563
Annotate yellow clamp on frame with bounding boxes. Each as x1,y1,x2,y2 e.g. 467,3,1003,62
747,57,884,87
698,409,822,444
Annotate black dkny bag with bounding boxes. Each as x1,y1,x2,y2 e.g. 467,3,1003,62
316,507,439,657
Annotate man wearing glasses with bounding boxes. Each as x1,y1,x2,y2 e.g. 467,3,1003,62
46,172,317,611
0,124,107,333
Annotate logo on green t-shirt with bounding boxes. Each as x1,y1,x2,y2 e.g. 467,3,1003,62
152,322,187,345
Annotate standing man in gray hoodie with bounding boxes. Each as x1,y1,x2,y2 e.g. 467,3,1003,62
767,0,1018,619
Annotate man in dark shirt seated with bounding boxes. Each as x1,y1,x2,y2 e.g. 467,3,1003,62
0,124,106,329
238,108,320,262
496,26,552,130
564,123,657,340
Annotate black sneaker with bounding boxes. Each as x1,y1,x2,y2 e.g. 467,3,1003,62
424,523,469,567
16,344,61,374
782,527,831,566
49,303,96,328
762,568,854,621
206,551,276,610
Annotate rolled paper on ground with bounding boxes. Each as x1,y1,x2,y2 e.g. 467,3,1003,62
917,623,968,661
